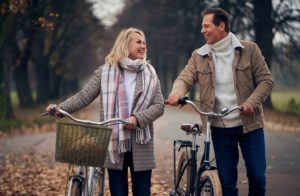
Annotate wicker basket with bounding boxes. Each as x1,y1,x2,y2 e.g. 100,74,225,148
55,121,112,167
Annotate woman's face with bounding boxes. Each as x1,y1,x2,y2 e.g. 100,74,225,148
128,32,146,60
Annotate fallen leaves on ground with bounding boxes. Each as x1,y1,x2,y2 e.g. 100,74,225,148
0,151,170,196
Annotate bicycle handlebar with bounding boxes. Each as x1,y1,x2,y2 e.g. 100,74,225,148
40,106,130,126
177,97,241,117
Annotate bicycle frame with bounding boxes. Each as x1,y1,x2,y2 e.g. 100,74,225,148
173,139,198,195
173,122,215,195
170,97,241,196
67,166,105,196
88,167,105,195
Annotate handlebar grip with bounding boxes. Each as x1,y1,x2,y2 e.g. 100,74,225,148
39,106,57,117
178,96,188,105
49,106,57,116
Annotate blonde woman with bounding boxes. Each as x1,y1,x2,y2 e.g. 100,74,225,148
47,27,165,195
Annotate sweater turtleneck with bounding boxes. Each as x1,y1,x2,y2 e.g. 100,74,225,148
211,32,232,53
210,32,242,128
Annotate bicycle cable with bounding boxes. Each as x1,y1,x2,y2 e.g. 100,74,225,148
190,99,226,128
189,99,227,164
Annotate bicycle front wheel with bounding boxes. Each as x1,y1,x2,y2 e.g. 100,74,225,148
70,180,82,196
89,167,105,196
197,170,222,196
176,151,191,196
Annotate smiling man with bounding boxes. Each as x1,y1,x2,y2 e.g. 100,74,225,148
167,7,274,196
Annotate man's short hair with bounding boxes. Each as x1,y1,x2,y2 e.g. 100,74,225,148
201,7,230,32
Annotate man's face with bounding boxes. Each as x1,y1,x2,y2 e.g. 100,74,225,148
201,14,226,45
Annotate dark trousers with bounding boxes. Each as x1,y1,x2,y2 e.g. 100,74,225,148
211,126,266,196
107,152,152,196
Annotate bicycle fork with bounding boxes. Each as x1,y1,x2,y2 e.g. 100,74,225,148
202,121,212,168
171,124,200,196
68,166,89,196
87,167,105,196
188,133,197,195
68,170,84,196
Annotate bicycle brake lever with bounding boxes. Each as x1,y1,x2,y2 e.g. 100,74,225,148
39,106,57,117
178,96,188,105
220,107,229,114
39,112,49,117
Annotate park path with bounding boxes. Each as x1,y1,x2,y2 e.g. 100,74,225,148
1,101,300,195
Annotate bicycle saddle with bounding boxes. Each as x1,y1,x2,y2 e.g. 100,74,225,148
180,123,202,135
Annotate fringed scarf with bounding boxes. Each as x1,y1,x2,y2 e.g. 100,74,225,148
101,58,157,164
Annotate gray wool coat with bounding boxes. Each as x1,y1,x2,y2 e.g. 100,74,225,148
59,65,165,171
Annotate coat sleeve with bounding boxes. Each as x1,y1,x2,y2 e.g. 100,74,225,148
170,50,199,96
58,67,102,113
245,43,274,107
133,79,165,129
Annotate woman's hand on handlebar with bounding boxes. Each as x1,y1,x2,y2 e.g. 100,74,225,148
45,104,64,118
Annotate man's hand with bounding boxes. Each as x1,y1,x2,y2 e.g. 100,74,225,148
165,93,181,106
240,103,254,116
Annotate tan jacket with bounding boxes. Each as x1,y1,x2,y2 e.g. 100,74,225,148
171,40,274,133
59,65,165,171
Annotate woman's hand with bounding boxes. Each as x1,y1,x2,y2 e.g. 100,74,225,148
123,116,138,129
46,104,64,118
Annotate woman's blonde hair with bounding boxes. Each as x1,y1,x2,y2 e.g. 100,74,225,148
105,27,147,66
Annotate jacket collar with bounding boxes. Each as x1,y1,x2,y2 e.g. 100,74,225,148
197,32,244,56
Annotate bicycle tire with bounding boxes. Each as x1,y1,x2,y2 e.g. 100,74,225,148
70,180,82,196
176,151,191,196
90,168,105,196
197,170,222,196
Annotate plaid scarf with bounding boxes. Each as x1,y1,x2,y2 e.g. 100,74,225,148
101,58,157,164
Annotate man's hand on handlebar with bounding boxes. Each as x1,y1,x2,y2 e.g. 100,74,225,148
165,93,182,106
240,103,254,116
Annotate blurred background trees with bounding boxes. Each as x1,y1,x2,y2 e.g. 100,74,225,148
1,0,300,122
113,0,300,106
0,0,104,120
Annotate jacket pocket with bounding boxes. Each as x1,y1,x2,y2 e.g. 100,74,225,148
235,63,254,99
236,63,252,81
236,63,250,71
196,65,212,85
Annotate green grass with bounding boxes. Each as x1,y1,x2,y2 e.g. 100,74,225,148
271,90,300,115
1,91,56,131
0,119,22,130
10,91,20,106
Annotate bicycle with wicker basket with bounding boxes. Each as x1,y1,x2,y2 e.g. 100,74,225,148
41,106,130,196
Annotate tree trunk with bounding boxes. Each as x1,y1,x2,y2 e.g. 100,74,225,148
0,56,14,119
50,72,62,99
59,77,79,98
32,32,51,104
0,15,15,119
253,0,274,108
12,33,35,108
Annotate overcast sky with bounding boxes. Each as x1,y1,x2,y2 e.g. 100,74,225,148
87,0,125,26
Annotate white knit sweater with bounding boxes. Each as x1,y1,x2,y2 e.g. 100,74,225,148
123,70,137,114
210,33,242,127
